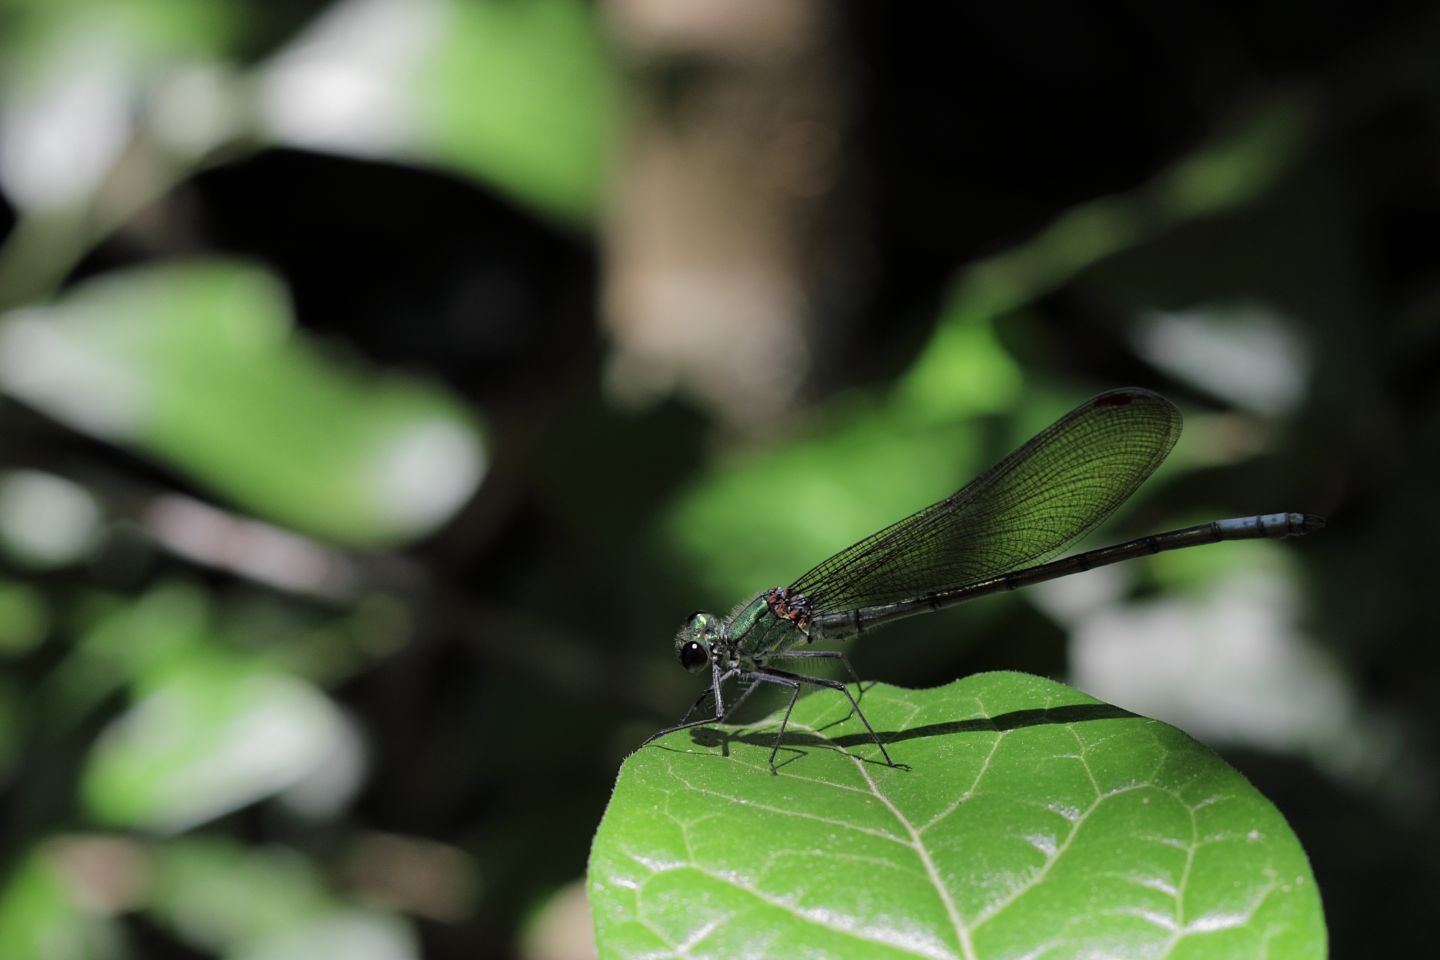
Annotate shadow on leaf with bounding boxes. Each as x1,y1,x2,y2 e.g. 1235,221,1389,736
678,702,1139,761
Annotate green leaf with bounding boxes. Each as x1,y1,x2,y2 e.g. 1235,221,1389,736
259,0,617,226
416,0,618,224
0,259,485,545
589,672,1325,959
79,583,354,832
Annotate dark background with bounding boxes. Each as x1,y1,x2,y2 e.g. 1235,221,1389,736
0,1,1435,957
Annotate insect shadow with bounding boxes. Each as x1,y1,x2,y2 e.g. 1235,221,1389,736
683,702,1140,770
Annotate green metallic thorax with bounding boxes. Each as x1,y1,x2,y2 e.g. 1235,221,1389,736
725,592,808,659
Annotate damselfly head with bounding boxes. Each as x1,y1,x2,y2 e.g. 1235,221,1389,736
675,611,719,673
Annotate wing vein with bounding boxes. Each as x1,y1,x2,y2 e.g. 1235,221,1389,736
787,388,1182,612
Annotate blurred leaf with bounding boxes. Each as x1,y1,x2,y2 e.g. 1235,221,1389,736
0,0,239,66
0,0,242,222
1147,531,1294,590
903,98,1312,410
0,470,102,569
76,581,211,690
1131,302,1310,416
520,880,594,960
79,583,354,831
0,848,121,960
417,0,617,223
894,305,1023,423
83,658,350,831
590,672,1325,959
259,0,616,225
0,259,485,545
231,908,418,960
1066,568,1351,763
148,838,335,953
0,577,48,655
1158,100,1312,219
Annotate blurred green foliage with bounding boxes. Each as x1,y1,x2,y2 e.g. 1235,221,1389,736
1,260,485,545
0,1,1433,958
418,0,618,224
0,0,240,66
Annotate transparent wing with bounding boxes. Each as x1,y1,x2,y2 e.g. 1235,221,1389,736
787,388,1182,613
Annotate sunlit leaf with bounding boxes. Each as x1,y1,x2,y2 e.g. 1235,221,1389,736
0,259,485,545
894,305,1022,423
80,583,355,831
259,0,616,224
417,0,616,223
590,672,1325,959
83,659,351,832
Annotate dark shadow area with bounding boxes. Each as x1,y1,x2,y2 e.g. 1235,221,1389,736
681,701,1139,754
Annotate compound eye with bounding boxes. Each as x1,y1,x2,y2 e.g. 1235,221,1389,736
678,639,709,673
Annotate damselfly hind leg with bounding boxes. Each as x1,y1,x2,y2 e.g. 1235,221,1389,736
647,667,902,773
749,666,902,773
758,649,867,724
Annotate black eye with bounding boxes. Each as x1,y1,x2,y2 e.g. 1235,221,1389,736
678,640,709,673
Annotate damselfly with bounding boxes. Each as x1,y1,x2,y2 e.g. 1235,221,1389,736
642,387,1323,772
